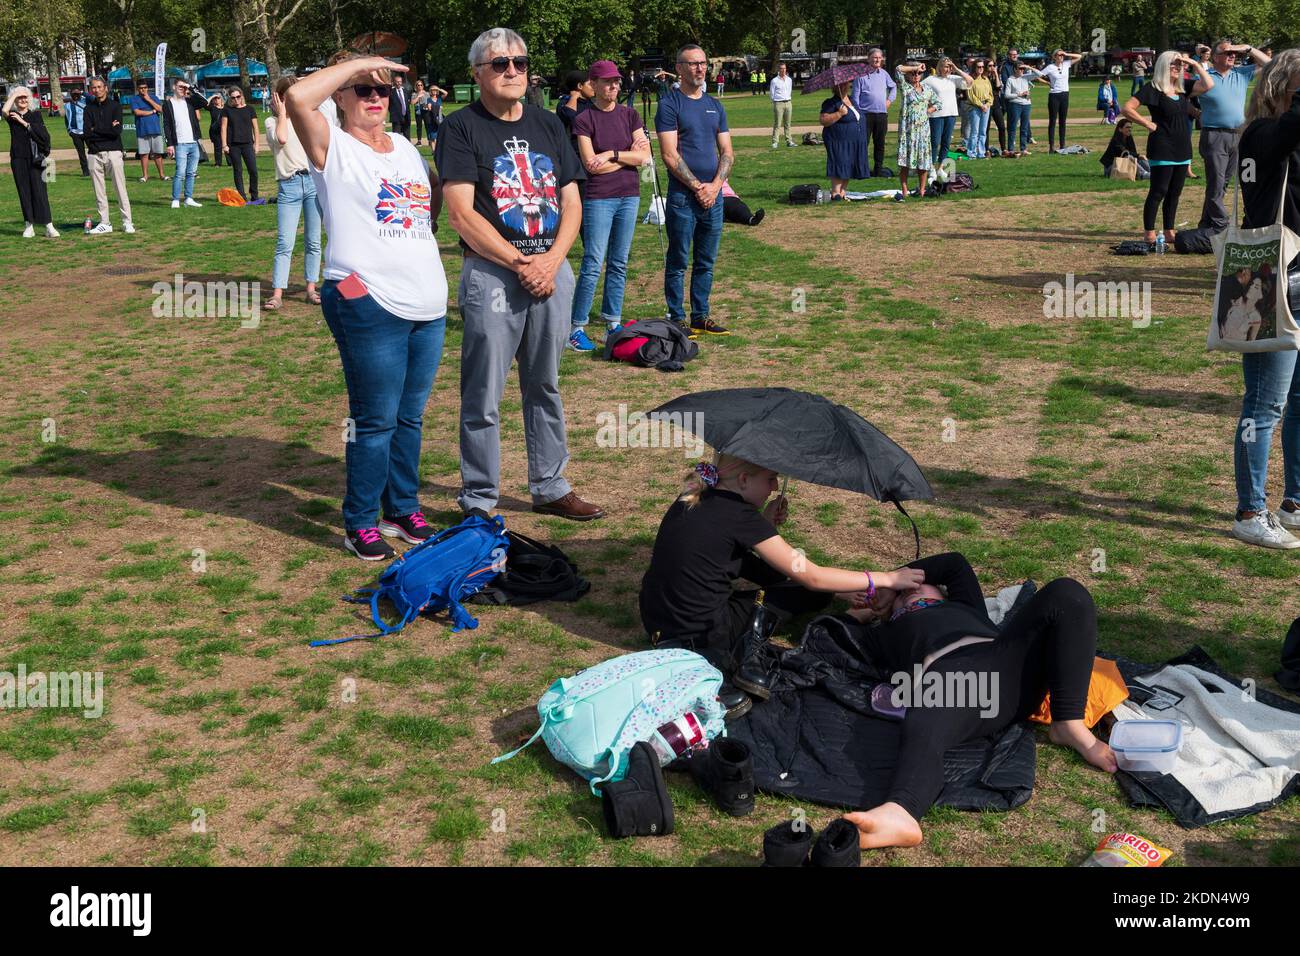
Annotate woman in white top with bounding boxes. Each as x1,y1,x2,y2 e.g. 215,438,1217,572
1040,49,1082,152
286,52,450,561
265,76,321,309
1003,61,1047,156
923,58,974,171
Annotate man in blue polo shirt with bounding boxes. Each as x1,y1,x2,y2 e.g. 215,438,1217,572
852,47,896,177
1198,40,1271,231
655,43,734,337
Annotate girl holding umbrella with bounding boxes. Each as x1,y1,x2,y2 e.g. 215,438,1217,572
639,453,924,718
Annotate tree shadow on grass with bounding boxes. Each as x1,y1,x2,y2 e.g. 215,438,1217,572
8,429,534,549
925,466,1222,536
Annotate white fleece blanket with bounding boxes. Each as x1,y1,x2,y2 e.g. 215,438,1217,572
1113,663,1300,815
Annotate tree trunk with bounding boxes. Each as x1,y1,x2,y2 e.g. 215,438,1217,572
329,0,344,50
231,0,251,97
46,41,63,111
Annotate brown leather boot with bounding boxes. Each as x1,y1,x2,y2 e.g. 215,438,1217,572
531,491,605,521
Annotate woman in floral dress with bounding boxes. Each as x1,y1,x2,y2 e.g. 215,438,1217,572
895,63,939,202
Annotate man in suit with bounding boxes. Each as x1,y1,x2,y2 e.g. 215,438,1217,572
389,76,412,137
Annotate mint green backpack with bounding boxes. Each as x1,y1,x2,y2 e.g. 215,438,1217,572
492,649,726,793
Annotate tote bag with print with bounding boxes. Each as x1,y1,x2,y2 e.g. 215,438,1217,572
1208,165,1300,352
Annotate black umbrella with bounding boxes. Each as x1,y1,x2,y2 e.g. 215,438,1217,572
650,388,933,555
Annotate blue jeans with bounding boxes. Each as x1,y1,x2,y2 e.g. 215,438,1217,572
664,189,724,323
321,281,446,531
967,108,989,158
171,142,200,201
571,194,640,328
1007,102,1031,150
929,115,956,165
1234,348,1300,514
272,173,322,290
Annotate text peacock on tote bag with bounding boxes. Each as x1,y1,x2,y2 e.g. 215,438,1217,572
1208,166,1300,352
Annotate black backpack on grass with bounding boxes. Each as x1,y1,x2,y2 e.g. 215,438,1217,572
787,183,821,204
468,530,591,607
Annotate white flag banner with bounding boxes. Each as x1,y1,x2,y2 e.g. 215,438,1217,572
154,43,168,99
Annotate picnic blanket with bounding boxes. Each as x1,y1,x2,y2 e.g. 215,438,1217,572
1111,647,1300,828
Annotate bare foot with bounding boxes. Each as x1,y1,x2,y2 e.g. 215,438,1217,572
843,802,923,850
1048,719,1118,773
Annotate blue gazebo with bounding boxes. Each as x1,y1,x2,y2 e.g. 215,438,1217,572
108,63,186,94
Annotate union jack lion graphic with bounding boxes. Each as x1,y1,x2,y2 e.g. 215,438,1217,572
491,136,559,238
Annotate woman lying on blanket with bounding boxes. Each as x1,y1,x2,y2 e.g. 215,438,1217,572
839,551,1118,850
638,455,924,719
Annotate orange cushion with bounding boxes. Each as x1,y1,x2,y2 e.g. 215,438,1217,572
1029,657,1127,728
217,187,246,207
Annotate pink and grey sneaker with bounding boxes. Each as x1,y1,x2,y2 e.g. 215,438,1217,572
378,511,435,544
345,527,396,561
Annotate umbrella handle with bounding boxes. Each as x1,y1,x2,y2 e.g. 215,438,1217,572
890,498,922,561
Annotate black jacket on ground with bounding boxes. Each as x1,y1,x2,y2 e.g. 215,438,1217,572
163,92,213,147
603,318,699,370
728,610,1038,812
83,96,123,152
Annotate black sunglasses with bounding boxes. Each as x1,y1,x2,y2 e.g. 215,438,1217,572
348,83,391,99
476,56,530,74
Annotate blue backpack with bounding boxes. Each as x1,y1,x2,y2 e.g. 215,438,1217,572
492,649,727,793
313,513,510,646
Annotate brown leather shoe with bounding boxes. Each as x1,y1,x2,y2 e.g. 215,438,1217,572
532,491,605,521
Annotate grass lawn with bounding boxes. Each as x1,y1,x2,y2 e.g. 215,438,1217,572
0,113,1297,868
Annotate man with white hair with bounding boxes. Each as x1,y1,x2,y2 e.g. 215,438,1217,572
435,27,604,522
852,47,895,176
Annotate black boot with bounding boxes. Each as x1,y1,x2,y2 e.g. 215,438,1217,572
731,592,778,700
810,818,862,867
763,819,814,866
719,683,752,720
600,741,674,838
689,737,755,816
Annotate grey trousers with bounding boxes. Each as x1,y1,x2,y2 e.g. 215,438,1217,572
1199,127,1238,231
457,255,574,513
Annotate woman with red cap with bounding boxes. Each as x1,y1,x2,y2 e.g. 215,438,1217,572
567,60,652,352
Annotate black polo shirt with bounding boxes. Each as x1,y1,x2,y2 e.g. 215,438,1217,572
639,488,778,639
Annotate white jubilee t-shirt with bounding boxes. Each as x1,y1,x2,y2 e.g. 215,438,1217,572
311,125,447,321
1041,62,1072,93
923,75,960,117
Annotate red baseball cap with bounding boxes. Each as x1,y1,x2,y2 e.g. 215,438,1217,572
587,60,622,81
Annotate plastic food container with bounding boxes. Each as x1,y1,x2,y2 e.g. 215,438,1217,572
1110,720,1183,774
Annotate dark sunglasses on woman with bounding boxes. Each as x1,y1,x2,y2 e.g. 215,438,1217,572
348,83,392,99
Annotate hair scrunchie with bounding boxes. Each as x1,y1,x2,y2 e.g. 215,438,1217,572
694,462,719,488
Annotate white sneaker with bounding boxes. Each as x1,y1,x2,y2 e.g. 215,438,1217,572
184,198,203,208
1279,503,1300,531
21,222,34,238
171,199,181,208
88,222,112,235
45,223,60,238
139,176,148,183
1232,511,1300,549
123,221,136,234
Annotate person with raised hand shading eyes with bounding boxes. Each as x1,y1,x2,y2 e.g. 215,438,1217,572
288,51,449,561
